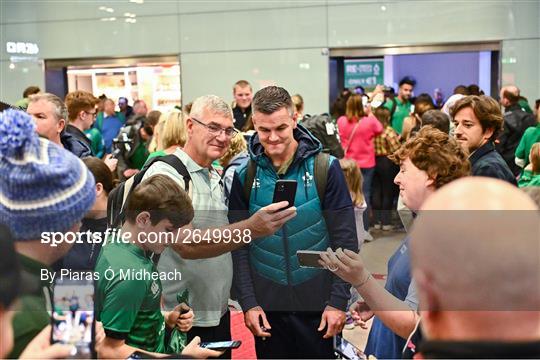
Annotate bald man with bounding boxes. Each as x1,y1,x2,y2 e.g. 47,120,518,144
410,177,540,358
497,86,536,176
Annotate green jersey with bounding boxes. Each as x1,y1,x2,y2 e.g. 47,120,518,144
9,255,52,358
384,97,412,135
95,239,166,353
85,128,105,158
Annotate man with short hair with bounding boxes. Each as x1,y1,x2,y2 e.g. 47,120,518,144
451,95,517,184
126,100,149,126
228,86,358,358
385,77,415,134
410,177,539,358
232,80,253,130
133,99,148,116
64,90,99,154
96,98,125,154
0,109,96,358
142,94,295,357
27,92,91,158
118,96,133,120
497,85,536,175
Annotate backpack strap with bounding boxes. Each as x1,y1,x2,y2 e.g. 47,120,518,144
243,159,257,202
111,154,191,228
152,154,191,193
313,152,330,202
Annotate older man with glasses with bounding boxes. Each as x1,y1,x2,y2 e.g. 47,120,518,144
141,94,296,358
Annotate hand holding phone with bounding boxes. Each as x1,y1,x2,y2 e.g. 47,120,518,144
272,180,297,210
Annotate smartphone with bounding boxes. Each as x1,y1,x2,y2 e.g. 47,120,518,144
333,335,365,360
297,250,325,269
200,340,242,350
51,273,95,359
272,179,297,209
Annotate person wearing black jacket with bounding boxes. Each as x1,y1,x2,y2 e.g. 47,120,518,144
64,91,99,156
451,95,517,185
496,86,536,175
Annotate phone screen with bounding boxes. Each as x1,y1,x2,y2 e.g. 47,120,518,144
200,340,241,350
297,250,325,269
333,336,365,360
51,275,95,359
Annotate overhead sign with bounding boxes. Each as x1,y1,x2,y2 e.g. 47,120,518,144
6,42,39,55
344,59,384,89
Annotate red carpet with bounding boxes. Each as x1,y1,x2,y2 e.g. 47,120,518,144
231,310,256,359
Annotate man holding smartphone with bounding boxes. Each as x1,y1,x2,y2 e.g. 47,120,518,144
228,86,358,358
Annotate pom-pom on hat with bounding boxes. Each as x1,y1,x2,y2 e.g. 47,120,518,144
0,108,96,241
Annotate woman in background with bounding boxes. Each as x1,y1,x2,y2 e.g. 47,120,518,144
337,94,383,240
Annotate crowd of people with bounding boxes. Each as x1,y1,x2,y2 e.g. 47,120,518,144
0,77,539,359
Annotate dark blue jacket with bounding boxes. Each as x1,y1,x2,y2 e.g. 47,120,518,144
470,142,517,185
61,131,92,158
228,125,358,312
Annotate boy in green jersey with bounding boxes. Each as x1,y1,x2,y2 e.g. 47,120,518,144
96,174,222,358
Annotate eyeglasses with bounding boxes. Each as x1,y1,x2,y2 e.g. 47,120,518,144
85,111,97,118
191,117,239,138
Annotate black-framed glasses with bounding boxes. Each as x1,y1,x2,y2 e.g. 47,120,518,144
191,117,239,138
84,110,97,118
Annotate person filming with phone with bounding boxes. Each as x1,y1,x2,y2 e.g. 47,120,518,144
228,86,358,358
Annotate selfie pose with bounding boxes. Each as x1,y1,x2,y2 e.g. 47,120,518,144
228,86,358,358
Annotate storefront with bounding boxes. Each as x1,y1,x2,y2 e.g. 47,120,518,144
44,55,181,112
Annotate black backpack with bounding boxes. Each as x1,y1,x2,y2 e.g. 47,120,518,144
107,155,191,228
301,114,344,159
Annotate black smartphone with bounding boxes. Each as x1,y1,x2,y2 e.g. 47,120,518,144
333,335,365,360
272,179,297,209
200,340,242,350
297,250,326,269
51,273,95,359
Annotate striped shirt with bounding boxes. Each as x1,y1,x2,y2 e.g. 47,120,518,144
143,148,232,327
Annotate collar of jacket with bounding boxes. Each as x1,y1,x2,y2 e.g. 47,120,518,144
469,141,495,165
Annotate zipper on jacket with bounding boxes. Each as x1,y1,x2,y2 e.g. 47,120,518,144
276,173,294,288
282,224,293,287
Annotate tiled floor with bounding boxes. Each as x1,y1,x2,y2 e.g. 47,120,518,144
229,229,405,359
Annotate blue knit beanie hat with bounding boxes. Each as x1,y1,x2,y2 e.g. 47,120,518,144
0,108,96,241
